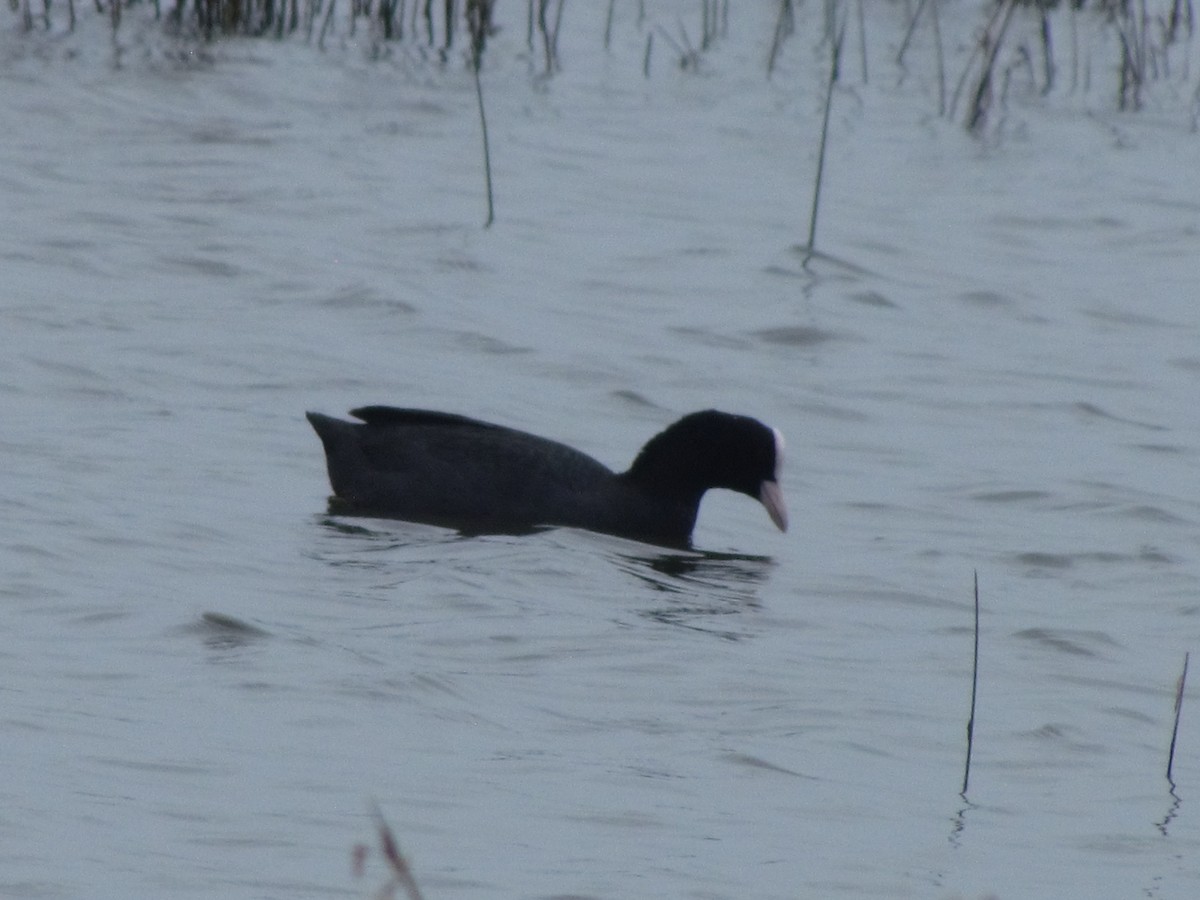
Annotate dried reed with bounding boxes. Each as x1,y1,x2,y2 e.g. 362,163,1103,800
767,0,796,78
959,0,1019,132
1167,651,1189,786
353,803,427,900
468,0,495,227
12,0,1198,127
802,11,845,265
961,570,981,796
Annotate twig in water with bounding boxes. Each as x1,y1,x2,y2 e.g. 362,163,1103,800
962,569,981,796
802,12,845,265
1167,651,1189,786
353,802,427,900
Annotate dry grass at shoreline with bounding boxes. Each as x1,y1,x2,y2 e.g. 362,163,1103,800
6,0,1200,127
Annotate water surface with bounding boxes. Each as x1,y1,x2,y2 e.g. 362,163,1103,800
4,4,1200,898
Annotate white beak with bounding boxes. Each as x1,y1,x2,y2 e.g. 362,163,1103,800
759,479,788,533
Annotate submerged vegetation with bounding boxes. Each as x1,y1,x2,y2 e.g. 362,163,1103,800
6,0,1198,127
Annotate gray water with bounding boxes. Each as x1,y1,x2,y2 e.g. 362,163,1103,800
5,3,1200,898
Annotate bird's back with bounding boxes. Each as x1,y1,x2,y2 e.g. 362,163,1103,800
306,407,615,530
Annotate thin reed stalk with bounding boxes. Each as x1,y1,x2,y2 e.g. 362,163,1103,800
962,570,980,796
931,0,945,116
442,0,456,57
767,0,794,78
1167,651,1189,785
699,0,723,49
948,0,1010,120
1039,7,1055,94
675,18,698,68
353,803,426,900
317,0,335,48
802,12,844,263
550,0,564,65
1115,0,1149,110
964,0,1019,132
534,0,565,74
653,22,694,68
1068,0,1079,93
468,0,494,227
855,0,867,83
536,0,552,73
896,0,929,68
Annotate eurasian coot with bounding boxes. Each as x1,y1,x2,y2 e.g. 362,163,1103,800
306,406,787,547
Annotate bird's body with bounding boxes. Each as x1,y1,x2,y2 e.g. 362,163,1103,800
306,406,787,547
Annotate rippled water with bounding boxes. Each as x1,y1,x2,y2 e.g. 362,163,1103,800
5,3,1200,898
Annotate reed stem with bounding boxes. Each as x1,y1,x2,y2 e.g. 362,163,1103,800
1167,651,1189,785
803,13,844,262
962,569,980,796
469,1,494,227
